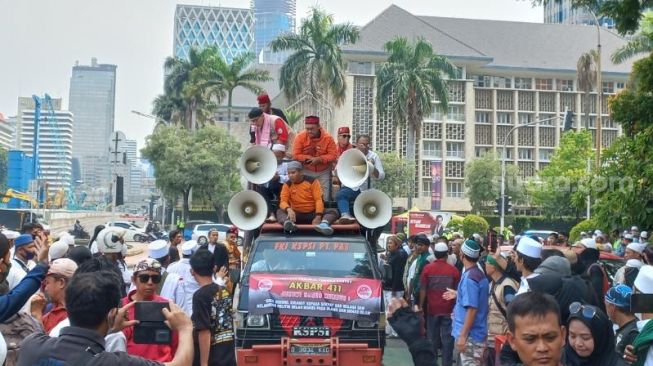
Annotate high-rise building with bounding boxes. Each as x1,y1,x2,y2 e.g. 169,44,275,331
0,114,16,150
16,97,73,190
69,58,117,189
173,4,254,63
544,0,615,28
251,0,295,63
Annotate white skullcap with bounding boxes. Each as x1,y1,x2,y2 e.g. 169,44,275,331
641,231,649,239
516,236,542,258
634,265,653,294
148,240,170,259
580,238,597,250
272,144,286,152
433,242,448,252
627,242,646,254
48,240,70,261
632,226,639,232
1,230,19,240
97,228,125,254
182,240,198,256
625,234,634,240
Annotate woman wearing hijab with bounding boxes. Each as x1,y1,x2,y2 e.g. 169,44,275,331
564,302,626,366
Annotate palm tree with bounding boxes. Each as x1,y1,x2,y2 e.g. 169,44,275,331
611,11,653,64
160,47,220,130
376,37,457,207
270,7,359,110
577,49,598,128
283,109,304,128
210,52,271,123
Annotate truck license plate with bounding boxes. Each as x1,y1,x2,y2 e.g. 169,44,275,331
292,326,331,337
290,343,331,355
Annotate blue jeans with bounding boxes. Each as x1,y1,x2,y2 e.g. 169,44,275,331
335,186,360,215
427,315,454,366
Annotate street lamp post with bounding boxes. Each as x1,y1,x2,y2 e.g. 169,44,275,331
500,114,564,234
131,110,170,126
588,10,602,170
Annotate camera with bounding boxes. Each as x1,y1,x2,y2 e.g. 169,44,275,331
133,302,171,344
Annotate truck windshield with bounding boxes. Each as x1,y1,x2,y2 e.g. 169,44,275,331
248,240,374,279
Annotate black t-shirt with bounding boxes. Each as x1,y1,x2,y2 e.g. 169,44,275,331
191,283,235,366
168,245,180,263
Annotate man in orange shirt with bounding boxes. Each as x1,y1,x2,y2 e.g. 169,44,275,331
292,116,337,201
276,161,339,235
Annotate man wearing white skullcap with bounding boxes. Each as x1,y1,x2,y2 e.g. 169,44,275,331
514,236,543,295
167,240,200,315
614,242,645,286
141,240,186,311
260,144,290,223
632,266,653,364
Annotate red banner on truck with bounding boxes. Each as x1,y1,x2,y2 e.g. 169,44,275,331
248,274,382,320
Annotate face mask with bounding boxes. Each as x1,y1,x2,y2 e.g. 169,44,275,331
24,251,35,261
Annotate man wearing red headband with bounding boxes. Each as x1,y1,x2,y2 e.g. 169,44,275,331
292,116,337,200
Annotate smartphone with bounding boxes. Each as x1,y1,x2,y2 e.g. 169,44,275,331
630,294,653,313
133,302,171,344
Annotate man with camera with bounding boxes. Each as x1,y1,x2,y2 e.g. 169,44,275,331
122,259,179,363
18,270,194,366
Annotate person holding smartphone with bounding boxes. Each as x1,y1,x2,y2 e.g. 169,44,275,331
122,259,179,363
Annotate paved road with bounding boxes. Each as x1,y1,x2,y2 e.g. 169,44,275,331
383,338,413,365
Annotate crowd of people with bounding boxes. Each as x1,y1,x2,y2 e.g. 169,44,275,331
381,226,653,366
0,221,245,366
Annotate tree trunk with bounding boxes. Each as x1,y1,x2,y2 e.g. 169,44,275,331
227,90,233,134
213,203,224,222
190,99,197,131
182,188,190,222
406,122,416,209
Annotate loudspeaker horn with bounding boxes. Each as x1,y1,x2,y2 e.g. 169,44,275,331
239,146,277,185
336,148,370,188
353,189,392,229
227,190,267,230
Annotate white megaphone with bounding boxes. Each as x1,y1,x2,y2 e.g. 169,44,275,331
227,190,267,230
353,189,392,229
239,146,277,185
336,148,370,188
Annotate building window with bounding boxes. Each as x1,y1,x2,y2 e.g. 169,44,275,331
500,148,513,159
518,113,534,125
539,149,553,161
476,111,491,123
558,79,574,91
535,78,553,90
429,108,445,121
518,148,533,160
602,81,614,94
616,82,625,90
422,141,442,158
448,106,465,121
348,61,373,75
446,142,465,158
515,77,532,90
473,75,491,87
421,179,431,198
493,76,512,88
475,147,491,157
497,112,513,125
446,181,465,198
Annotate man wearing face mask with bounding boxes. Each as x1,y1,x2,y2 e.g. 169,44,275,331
6,234,38,291
18,270,194,366
0,233,50,322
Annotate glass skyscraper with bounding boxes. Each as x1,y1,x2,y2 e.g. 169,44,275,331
544,0,615,28
251,0,295,64
68,58,116,189
173,4,254,63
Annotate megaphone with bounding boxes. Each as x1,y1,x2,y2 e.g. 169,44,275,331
353,189,392,229
336,148,370,188
227,190,267,230
239,146,277,185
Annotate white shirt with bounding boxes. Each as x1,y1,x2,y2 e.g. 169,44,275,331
516,273,539,295
7,257,36,290
167,258,201,315
352,150,385,191
49,320,127,352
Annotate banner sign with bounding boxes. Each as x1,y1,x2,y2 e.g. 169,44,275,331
248,274,382,320
408,211,438,236
431,161,442,211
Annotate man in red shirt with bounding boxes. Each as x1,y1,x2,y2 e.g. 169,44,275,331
419,242,460,366
248,107,289,149
31,258,78,334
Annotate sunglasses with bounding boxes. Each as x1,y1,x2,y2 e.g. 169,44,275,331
339,135,351,138
569,302,596,319
138,274,162,284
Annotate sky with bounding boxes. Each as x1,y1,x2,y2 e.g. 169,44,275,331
0,0,542,153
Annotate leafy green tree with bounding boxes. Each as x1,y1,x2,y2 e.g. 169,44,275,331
532,131,594,218
0,149,7,191
211,52,271,123
462,214,489,237
464,153,525,213
373,152,415,202
283,109,304,128
141,125,241,221
270,7,359,108
611,11,653,64
376,37,457,207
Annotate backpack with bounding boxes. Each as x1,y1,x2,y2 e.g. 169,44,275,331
0,311,44,366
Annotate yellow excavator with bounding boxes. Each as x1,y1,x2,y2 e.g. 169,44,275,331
1,189,38,208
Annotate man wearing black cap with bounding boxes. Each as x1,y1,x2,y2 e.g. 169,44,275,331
248,107,290,150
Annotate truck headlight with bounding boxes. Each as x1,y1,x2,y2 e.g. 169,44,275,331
246,314,266,327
